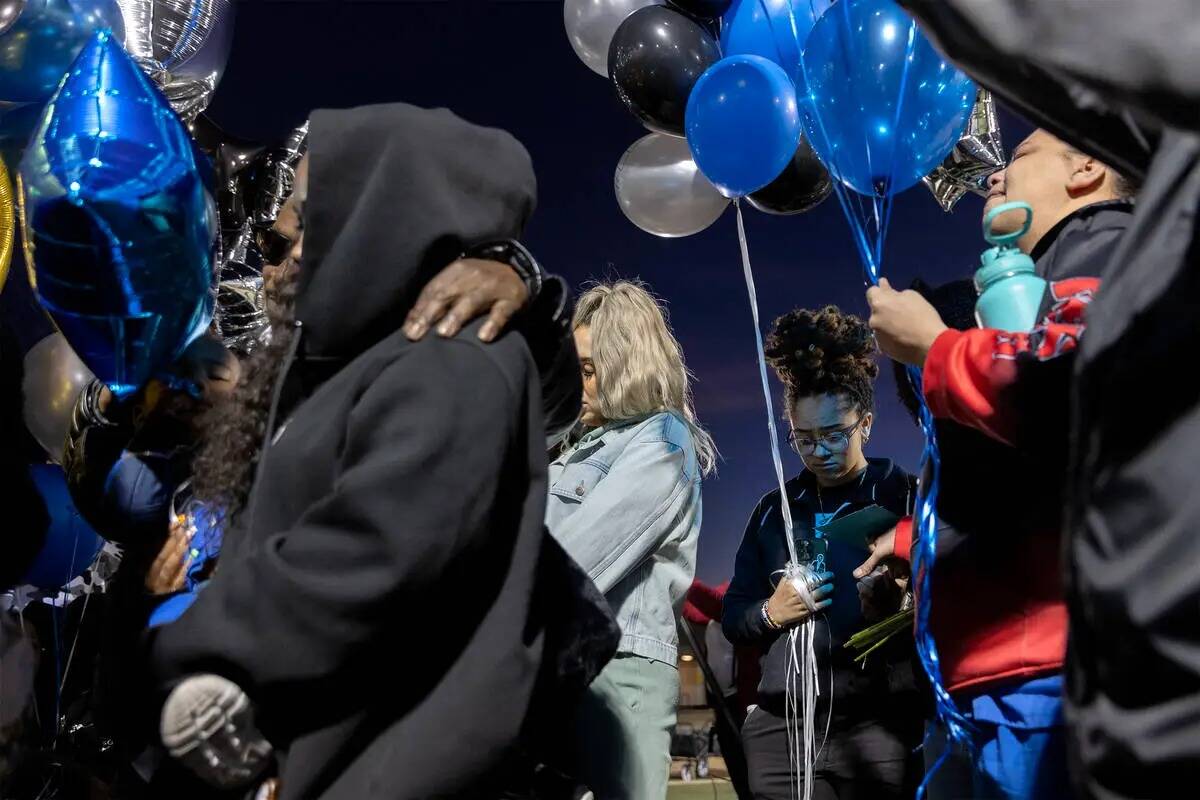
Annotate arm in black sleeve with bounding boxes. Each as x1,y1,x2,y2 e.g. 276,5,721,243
899,0,1187,179
465,240,581,447
150,337,528,735
722,499,780,646
520,274,581,449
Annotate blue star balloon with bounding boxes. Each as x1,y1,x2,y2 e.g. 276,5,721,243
19,30,218,397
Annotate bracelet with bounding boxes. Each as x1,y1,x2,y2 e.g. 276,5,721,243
761,600,782,631
77,379,118,429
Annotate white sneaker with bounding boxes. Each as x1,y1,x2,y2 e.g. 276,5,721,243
160,673,274,789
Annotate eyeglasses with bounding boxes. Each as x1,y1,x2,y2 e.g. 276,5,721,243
787,417,864,455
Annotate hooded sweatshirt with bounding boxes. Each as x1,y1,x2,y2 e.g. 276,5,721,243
150,103,615,800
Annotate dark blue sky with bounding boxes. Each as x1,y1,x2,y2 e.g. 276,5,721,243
211,0,1032,583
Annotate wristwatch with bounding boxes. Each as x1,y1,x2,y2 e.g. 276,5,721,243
464,239,544,300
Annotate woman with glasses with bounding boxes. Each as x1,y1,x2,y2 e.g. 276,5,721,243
722,306,924,800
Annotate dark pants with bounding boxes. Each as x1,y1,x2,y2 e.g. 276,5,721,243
741,704,920,800
710,691,752,800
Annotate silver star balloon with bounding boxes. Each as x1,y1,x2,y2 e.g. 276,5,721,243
117,0,236,121
212,121,309,355
923,89,1005,212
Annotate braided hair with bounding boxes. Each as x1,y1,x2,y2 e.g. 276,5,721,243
765,305,878,415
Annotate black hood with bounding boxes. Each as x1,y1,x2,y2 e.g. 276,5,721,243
296,104,536,360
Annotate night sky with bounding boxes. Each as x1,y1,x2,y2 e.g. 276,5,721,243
210,0,1033,584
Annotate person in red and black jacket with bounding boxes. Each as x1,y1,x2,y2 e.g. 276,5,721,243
860,129,1136,799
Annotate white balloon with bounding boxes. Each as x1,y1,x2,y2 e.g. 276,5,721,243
22,333,94,463
615,133,730,238
564,0,662,77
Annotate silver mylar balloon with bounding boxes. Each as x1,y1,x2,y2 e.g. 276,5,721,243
117,0,236,120
22,333,94,463
615,133,729,237
250,120,308,227
564,0,662,77
211,121,308,354
923,89,1005,212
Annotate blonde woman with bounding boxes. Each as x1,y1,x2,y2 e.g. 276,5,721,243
547,280,715,800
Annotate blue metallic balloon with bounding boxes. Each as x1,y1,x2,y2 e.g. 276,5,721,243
0,0,124,104
686,55,801,197
720,0,833,88
799,0,975,197
20,30,218,397
24,463,103,591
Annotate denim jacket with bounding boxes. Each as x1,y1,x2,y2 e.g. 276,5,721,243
546,411,702,665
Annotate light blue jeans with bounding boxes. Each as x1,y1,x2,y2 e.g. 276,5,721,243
567,654,680,800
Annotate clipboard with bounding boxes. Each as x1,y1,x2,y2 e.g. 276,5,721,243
815,505,901,549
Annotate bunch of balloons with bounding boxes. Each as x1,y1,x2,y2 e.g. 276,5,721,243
19,30,218,397
0,0,233,116
566,0,982,236
0,0,241,457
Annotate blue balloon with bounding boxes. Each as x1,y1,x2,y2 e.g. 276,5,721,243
0,0,124,104
720,0,833,87
20,30,218,398
24,463,103,591
686,55,802,198
799,0,975,197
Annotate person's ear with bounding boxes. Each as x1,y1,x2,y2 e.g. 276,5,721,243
861,412,873,442
1066,156,1105,198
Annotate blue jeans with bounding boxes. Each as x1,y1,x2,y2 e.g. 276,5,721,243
924,675,1072,800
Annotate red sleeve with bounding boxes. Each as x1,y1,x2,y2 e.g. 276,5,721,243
892,516,915,565
922,277,1099,447
684,579,725,624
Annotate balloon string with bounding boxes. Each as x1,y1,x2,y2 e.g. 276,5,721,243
735,201,798,562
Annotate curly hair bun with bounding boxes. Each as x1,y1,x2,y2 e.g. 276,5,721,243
765,305,878,412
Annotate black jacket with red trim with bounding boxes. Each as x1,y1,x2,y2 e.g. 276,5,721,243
901,203,1131,695
922,201,1131,456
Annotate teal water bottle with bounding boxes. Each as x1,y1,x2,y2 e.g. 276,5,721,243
974,202,1047,332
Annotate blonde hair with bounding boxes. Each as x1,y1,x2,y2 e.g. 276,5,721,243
574,280,716,475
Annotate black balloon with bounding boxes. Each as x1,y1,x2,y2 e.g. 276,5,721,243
609,5,721,137
188,114,265,234
747,136,833,215
668,0,731,19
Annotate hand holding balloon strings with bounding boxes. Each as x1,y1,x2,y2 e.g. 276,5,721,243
866,278,949,367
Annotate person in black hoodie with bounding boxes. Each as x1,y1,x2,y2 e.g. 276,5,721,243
146,103,617,800
723,306,922,800
53,119,588,797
